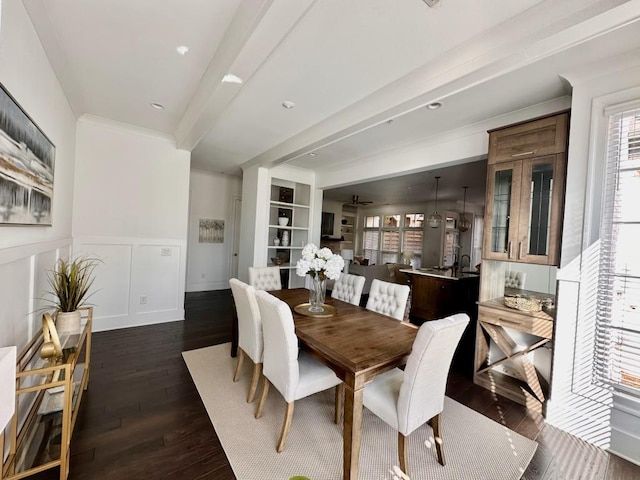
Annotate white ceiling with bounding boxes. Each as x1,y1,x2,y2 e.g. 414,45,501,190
22,0,640,201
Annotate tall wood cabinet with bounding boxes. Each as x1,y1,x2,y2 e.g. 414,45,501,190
475,111,568,413
483,112,568,265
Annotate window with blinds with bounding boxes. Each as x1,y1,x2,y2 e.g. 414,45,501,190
595,106,640,394
403,214,424,268
362,213,424,265
363,229,379,264
381,230,399,263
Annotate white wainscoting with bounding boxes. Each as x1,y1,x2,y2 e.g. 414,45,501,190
74,236,187,332
0,238,73,350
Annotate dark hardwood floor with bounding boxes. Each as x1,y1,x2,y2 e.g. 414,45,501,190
34,290,639,479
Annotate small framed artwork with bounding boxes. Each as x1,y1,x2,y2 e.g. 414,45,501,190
0,82,55,225
199,219,224,243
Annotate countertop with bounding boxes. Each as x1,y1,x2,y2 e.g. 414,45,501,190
399,268,480,281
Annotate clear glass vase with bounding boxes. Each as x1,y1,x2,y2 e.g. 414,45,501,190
308,275,326,313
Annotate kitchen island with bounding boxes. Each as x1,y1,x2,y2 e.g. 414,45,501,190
400,268,480,377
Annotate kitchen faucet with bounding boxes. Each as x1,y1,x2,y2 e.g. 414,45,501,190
460,254,471,270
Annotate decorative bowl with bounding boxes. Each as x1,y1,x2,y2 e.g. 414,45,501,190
271,257,284,266
504,294,542,312
278,217,289,226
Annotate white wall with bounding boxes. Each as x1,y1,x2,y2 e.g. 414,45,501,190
238,165,269,283
314,97,571,191
186,169,242,291
73,116,191,331
0,1,76,349
321,199,343,237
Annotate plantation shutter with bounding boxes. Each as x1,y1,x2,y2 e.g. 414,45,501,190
363,230,379,264
594,103,640,394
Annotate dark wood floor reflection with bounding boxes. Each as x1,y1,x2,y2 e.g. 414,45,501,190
34,290,638,479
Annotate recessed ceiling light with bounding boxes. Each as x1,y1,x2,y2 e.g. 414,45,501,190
308,152,317,156
426,102,442,110
150,102,165,110
176,45,189,56
222,74,243,84
282,101,295,109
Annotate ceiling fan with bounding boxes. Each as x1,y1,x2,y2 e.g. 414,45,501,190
344,195,373,206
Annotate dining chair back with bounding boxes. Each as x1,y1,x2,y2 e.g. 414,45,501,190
363,313,469,475
331,273,366,306
254,290,343,452
229,278,263,402
366,279,410,320
505,270,526,289
249,266,282,291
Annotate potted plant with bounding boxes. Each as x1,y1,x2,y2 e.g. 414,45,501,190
47,256,100,332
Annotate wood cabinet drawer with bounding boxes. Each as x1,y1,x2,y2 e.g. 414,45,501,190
488,112,568,164
478,306,553,339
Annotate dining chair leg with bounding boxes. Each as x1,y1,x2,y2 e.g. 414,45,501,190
398,432,409,477
277,401,295,453
429,414,445,466
255,378,270,419
247,362,262,403
334,383,344,424
233,349,245,382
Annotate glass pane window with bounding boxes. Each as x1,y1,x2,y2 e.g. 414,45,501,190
381,252,399,264
384,215,400,227
404,214,424,228
402,230,423,257
365,216,380,228
491,169,512,253
382,230,400,264
402,230,423,268
528,162,554,256
595,109,640,395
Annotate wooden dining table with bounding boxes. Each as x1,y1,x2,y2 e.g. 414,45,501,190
270,288,418,480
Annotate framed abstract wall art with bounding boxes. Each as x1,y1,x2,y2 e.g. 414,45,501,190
199,219,224,243
0,83,55,225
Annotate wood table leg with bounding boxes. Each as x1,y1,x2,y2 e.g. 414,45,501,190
343,381,364,480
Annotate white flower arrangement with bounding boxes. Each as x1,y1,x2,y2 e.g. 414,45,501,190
296,243,345,280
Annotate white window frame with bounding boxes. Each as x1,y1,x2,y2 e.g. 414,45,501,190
593,102,640,396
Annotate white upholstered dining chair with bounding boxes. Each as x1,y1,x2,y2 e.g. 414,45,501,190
331,272,366,306
229,278,263,403
366,279,410,320
362,313,469,477
254,290,344,453
505,270,526,290
248,266,282,291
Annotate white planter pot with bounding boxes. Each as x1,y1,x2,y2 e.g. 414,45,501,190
56,310,81,332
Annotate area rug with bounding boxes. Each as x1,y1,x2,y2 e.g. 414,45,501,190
183,343,537,480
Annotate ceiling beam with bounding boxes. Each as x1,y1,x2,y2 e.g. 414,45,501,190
175,0,318,151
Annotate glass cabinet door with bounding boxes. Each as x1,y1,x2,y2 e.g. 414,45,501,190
518,155,565,264
484,161,521,261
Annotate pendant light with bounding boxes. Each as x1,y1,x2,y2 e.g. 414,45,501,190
458,186,471,232
427,176,442,228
